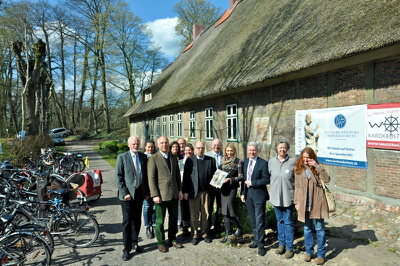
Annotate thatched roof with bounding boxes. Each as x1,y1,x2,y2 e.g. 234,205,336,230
125,0,400,118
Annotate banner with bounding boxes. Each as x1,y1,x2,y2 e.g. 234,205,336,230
366,103,400,150
295,105,367,169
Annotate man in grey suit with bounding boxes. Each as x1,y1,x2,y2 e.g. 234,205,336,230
183,141,217,245
148,136,183,253
205,138,223,237
115,136,149,261
241,142,270,256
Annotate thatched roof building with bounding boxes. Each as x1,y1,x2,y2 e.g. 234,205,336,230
124,0,400,118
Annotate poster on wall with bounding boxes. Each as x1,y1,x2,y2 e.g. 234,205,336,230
295,105,367,169
367,103,400,150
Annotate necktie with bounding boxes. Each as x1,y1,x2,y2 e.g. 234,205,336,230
215,153,220,167
247,159,253,182
133,154,141,188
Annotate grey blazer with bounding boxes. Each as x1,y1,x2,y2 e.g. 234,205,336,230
115,151,148,201
205,150,223,168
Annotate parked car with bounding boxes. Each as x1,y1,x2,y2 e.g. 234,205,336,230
52,134,65,146
49,127,69,138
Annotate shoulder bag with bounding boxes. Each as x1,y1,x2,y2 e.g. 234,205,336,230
319,178,336,213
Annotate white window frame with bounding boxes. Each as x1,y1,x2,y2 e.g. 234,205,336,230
205,107,214,140
177,113,183,138
169,114,175,138
156,117,160,138
150,119,154,139
226,103,238,141
189,110,196,139
162,115,167,136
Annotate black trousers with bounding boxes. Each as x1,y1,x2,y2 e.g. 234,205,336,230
120,186,143,252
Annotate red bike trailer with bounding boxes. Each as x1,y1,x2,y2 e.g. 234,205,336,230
68,169,103,203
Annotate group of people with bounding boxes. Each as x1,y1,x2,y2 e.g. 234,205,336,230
115,136,331,265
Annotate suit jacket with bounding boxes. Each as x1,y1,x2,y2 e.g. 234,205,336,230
148,151,181,201
205,150,223,168
182,155,217,199
115,151,148,201
241,156,270,203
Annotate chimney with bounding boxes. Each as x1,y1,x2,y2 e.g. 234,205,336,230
193,24,206,40
229,0,238,8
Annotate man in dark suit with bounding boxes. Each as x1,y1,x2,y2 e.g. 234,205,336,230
205,138,223,238
148,136,183,253
115,136,149,261
241,142,270,256
183,141,217,245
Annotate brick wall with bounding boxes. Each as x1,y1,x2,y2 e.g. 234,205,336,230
374,154,400,199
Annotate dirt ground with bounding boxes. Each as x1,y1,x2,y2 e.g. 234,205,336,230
49,140,400,265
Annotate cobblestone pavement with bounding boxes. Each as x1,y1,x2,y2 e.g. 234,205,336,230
50,141,400,265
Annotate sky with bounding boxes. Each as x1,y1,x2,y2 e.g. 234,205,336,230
46,0,229,62
121,0,229,61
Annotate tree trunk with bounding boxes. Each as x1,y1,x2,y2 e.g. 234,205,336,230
100,50,110,133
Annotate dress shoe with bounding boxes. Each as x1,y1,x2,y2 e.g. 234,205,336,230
203,236,212,243
233,228,242,237
248,242,257,249
220,236,229,243
158,244,167,253
172,241,183,248
146,227,152,239
122,250,130,261
258,247,266,256
133,243,142,253
191,238,199,245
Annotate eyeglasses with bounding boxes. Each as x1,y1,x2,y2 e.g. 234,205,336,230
196,147,204,149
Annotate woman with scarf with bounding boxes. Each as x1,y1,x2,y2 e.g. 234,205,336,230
217,143,244,243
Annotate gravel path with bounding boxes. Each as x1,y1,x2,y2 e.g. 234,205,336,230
49,140,400,266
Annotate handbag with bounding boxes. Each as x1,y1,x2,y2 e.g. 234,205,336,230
319,178,336,213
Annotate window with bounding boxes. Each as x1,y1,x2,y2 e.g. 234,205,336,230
143,89,152,102
162,115,167,136
169,114,175,137
142,120,146,137
177,113,183,138
150,119,154,139
189,110,196,139
205,107,214,139
226,103,238,141
156,117,160,137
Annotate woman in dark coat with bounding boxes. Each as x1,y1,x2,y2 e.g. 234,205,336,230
217,143,244,243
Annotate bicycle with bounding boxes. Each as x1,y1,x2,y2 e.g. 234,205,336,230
0,214,51,265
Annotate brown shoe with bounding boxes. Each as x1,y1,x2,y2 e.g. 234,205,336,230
158,244,167,253
304,254,312,262
172,242,183,249
275,245,285,254
316,257,325,265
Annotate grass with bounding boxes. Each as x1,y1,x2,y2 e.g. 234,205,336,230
95,147,118,168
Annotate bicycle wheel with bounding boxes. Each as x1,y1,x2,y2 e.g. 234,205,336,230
54,210,99,248
76,159,86,172
0,232,51,266
18,222,55,254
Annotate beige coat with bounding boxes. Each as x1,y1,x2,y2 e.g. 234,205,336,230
294,164,330,223
148,152,181,201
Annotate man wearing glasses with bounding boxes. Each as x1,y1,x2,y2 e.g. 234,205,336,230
183,141,217,245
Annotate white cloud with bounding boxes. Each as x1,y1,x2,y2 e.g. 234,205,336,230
146,17,183,60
